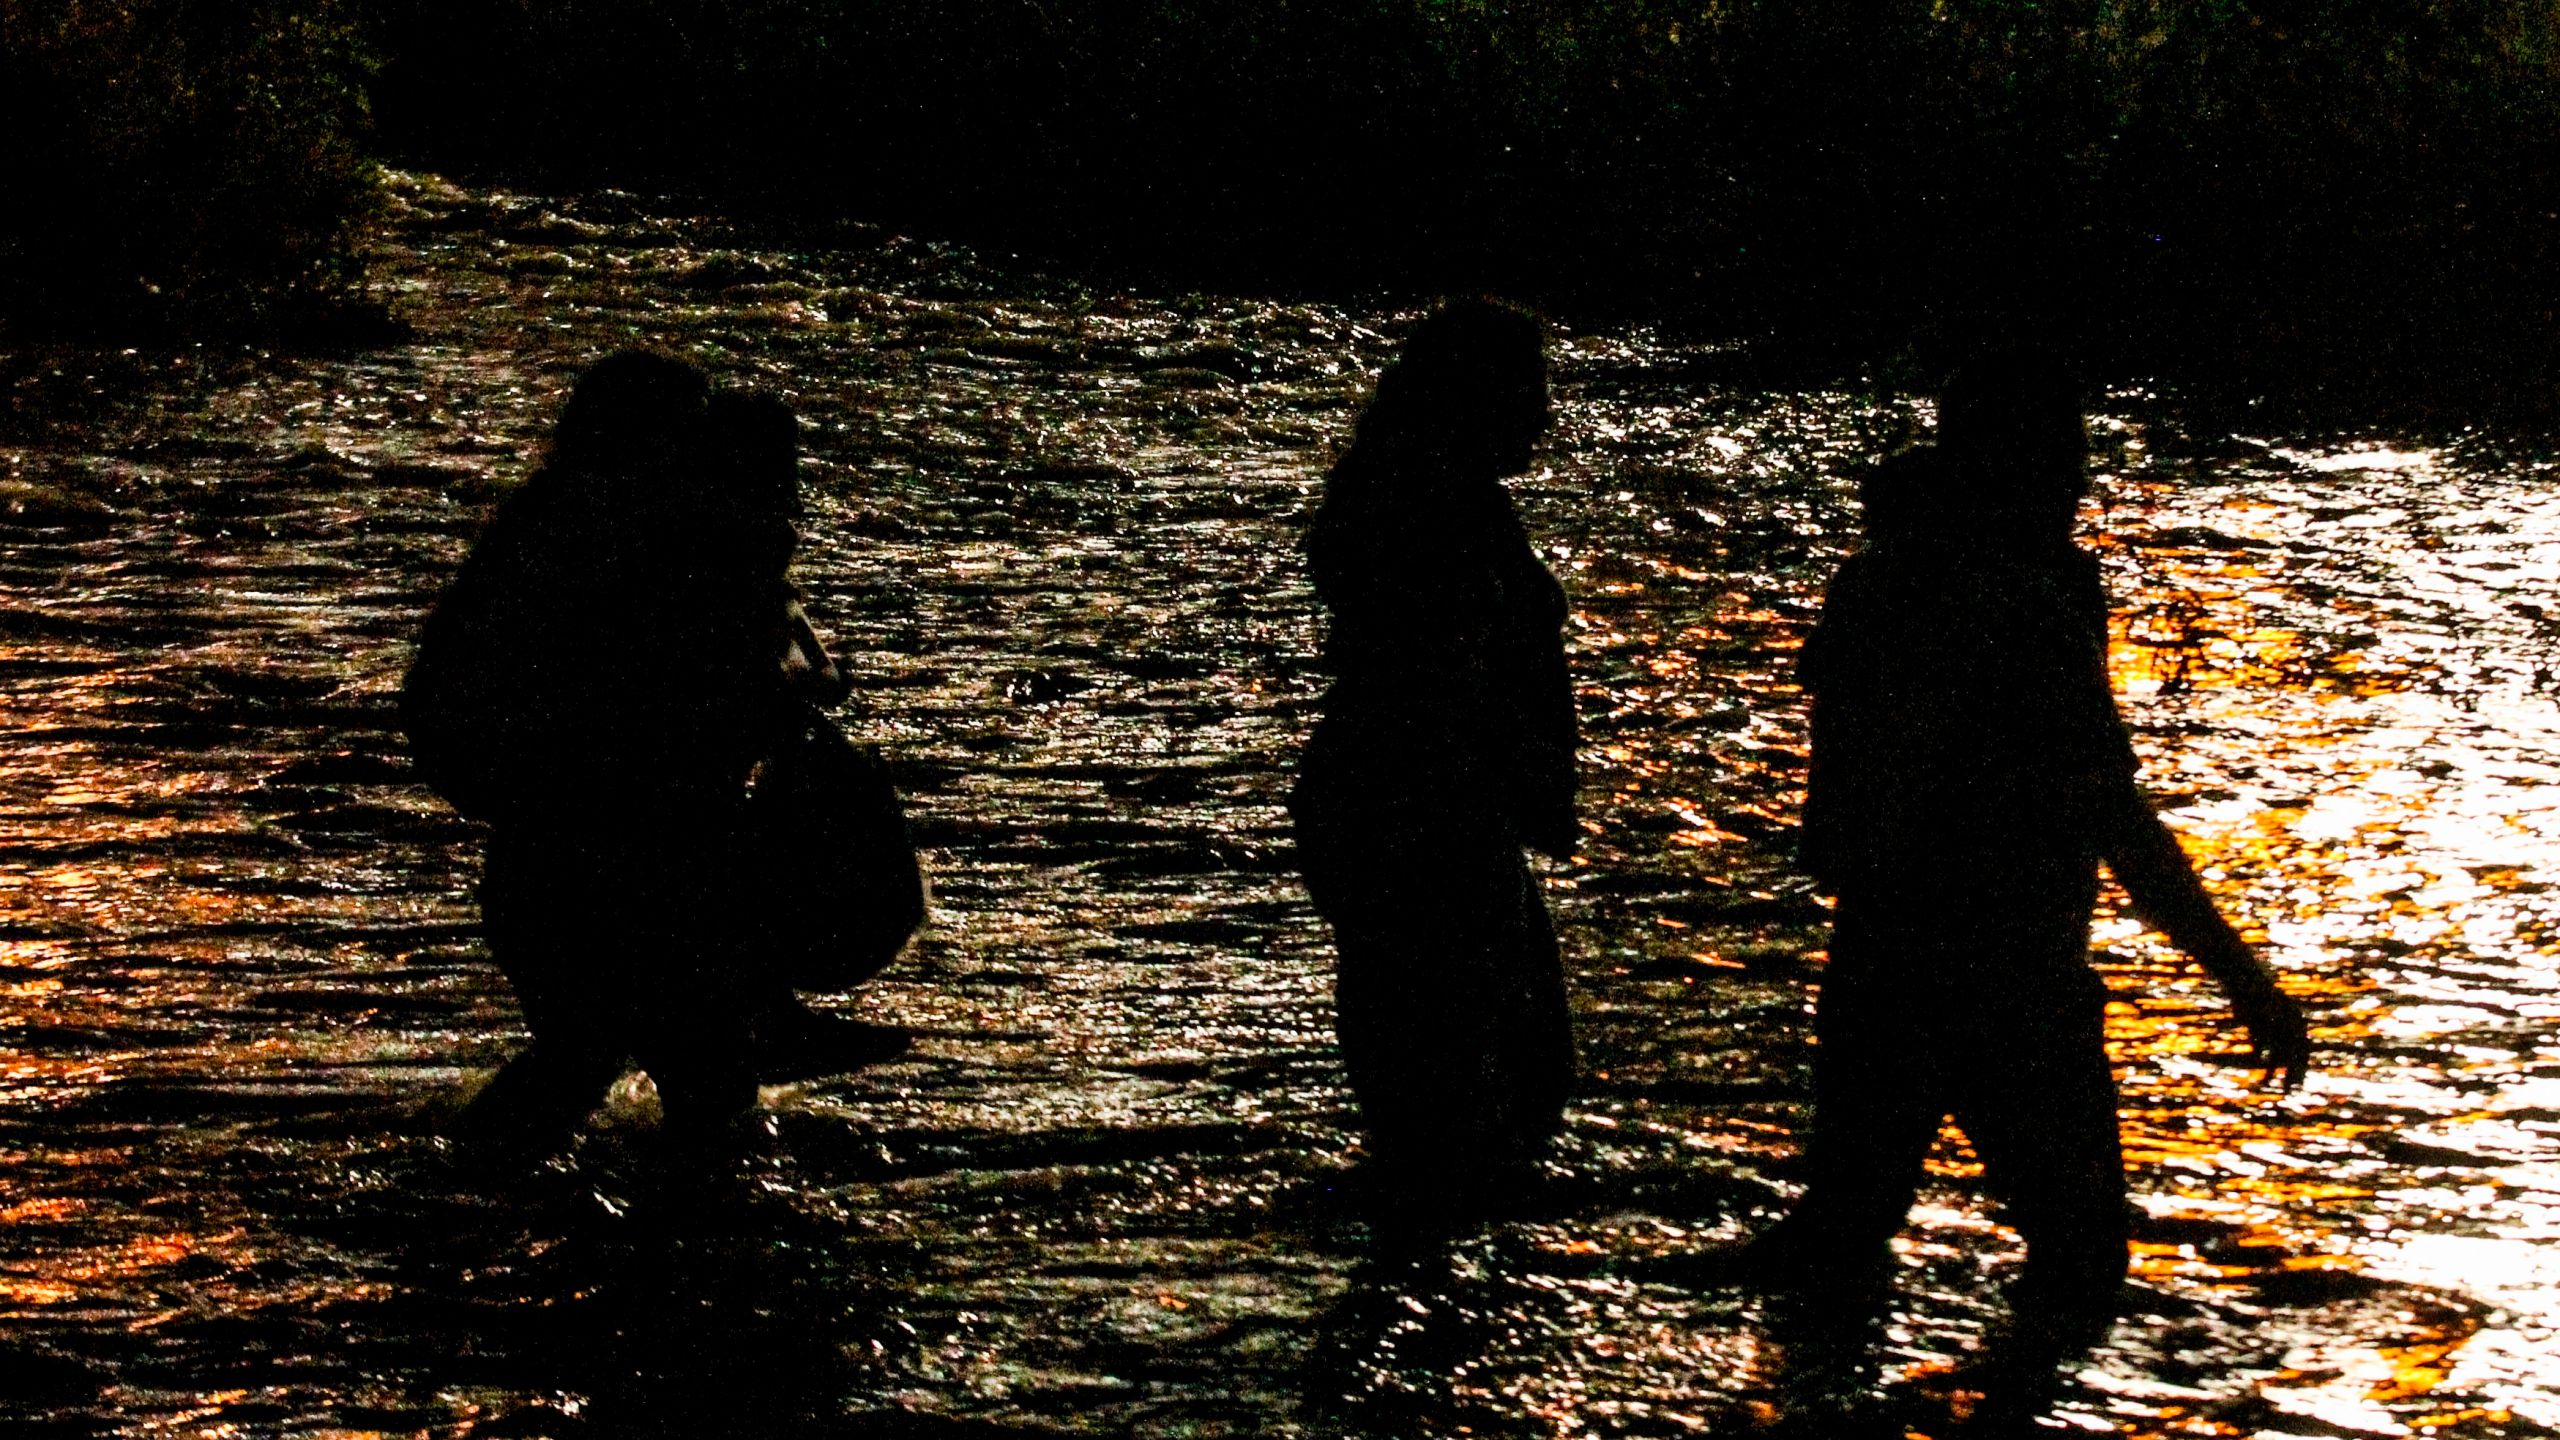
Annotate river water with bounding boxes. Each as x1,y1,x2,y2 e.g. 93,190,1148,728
1,173,2554,1438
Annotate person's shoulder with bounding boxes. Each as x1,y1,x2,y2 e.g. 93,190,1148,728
1858,446,1945,539
1804,549,1897,684
1824,546,1882,590
1821,542,1921,621
1870,445,1946,482
474,467,584,543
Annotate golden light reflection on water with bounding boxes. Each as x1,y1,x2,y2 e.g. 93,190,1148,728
2048,449,2560,1435
1,181,2557,1436
1534,420,2560,1432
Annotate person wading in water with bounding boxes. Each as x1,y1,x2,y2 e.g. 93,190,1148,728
405,351,900,1150
1762,350,2311,1426
1292,299,1581,1233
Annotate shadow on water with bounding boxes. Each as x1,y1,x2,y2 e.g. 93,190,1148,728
377,1152,904,1439
1,173,2557,1436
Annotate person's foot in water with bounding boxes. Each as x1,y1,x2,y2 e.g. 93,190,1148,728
1657,1208,1891,1301
443,1043,622,1162
1911,1299,2105,1435
752,1002,910,1080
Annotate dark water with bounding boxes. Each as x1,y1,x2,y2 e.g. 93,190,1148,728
1,173,2554,1437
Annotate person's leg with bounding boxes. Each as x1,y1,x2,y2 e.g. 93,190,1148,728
1311,825,1531,1217
624,965,763,1135
1491,852,1574,1161
1749,926,1953,1423
1764,915,1949,1308
460,1038,627,1143
460,830,629,1145
1951,965,2130,1358
634,1020,761,1135
1331,913,1512,1190
624,817,765,1138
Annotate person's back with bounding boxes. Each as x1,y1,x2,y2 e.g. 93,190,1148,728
1801,446,2138,935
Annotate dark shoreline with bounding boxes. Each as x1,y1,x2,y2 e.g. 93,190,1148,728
10,4,2560,429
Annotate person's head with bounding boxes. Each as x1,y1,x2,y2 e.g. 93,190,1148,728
708,388,802,521
551,350,714,497
1931,347,2090,540
1857,449,1932,542
1348,298,1550,480
703,387,804,574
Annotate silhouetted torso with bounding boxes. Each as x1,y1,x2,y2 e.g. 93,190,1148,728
1800,449,2138,943
1291,454,1577,1218
412,471,797,826
1299,466,1576,856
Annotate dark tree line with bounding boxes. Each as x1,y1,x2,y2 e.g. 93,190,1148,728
0,1,377,332
7,1,2558,408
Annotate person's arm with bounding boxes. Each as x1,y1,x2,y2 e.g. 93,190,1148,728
2102,790,2311,1089
2068,549,2307,1087
782,594,852,706
1794,557,1884,895
1508,641,1580,861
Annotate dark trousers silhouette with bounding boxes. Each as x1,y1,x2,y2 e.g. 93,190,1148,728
1301,821,1573,1200
1791,900,2130,1347
476,811,766,1132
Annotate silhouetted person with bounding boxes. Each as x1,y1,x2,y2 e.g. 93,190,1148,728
404,352,881,1147
1768,351,2312,1416
1291,300,1578,1225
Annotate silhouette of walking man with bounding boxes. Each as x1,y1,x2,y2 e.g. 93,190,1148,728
1766,351,2312,1417
1292,300,1579,1228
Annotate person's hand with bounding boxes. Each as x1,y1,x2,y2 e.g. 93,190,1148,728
807,654,852,707
2224,967,2311,1092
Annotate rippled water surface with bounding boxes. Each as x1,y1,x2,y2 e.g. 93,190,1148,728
2,174,2556,1437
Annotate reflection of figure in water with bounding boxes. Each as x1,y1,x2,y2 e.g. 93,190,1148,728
404,351,899,1146
1764,352,2313,1414
1292,300,1579,1223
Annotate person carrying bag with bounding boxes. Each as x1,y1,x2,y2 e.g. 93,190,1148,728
405,357,922,1151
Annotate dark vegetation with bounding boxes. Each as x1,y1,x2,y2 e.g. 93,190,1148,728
10,1,2560,410
0,1,380,335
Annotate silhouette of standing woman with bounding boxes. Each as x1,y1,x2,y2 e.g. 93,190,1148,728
1293,300,1579,1219
405,352,868,1146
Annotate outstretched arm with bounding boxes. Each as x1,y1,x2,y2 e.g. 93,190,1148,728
2103,792,2311,1089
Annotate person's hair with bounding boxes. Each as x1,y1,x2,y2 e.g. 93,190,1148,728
1940,348,2087,476
708,388,802,522
551,350,713,482
1335,298,1546,481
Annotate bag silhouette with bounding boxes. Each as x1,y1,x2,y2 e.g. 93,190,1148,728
749,709,926,989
